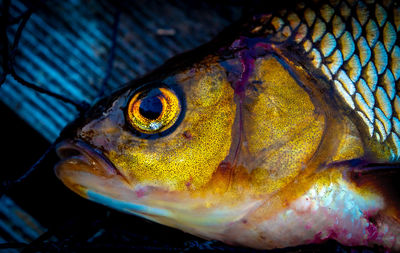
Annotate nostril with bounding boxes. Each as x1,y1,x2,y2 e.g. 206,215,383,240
57,147,82,159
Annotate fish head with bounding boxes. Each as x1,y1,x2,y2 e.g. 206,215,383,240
54,40,366,241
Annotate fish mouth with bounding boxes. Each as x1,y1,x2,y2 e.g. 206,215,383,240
54,139,175,219
55,139,120,176
54,139,128,197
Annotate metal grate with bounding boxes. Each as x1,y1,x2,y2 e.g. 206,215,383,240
1,0,240,141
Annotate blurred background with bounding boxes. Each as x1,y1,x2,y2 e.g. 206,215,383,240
0,0,379,252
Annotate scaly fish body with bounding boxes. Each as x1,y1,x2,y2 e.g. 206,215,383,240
54,0,400,250
250,0,400,157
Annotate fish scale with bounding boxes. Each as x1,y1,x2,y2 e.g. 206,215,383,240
252,0,400,159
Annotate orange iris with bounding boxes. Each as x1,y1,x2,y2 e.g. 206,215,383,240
127,87,181,134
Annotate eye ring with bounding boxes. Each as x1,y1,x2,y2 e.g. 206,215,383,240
125,84,183,138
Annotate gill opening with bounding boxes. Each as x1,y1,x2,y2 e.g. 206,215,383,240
221,38,260,190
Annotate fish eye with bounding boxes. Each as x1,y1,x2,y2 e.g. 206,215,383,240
126,86,181,135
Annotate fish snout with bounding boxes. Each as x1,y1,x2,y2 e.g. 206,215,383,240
55,139,120,178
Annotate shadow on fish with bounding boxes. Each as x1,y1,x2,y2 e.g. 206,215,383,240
54,0,400,251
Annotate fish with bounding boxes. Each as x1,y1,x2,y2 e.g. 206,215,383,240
54,0,400,250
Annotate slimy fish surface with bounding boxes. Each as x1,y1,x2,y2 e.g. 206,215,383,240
54,0,400,250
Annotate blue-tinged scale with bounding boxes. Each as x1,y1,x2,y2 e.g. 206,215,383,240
357,37,372,67
357,78,375,108
337,70,356,95
339,31,355,61
391,45,400,80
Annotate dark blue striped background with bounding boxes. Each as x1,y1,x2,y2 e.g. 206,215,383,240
1,0,240,140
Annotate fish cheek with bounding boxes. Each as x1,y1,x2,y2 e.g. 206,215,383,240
108,65,236,192
243,56,325,194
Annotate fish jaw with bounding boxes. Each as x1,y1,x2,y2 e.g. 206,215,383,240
56,162,263,241
85,189,262,240
54,140,263,240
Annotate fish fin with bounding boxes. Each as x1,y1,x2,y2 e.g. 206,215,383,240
346,162,400,222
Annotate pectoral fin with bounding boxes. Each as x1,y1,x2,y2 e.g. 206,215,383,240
346,162,400,223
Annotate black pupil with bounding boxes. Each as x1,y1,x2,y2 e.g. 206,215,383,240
139,94,163,120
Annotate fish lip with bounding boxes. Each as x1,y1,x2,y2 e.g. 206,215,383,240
55,139,123,178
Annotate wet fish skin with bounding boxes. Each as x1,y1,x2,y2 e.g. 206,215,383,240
54,0,400,251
